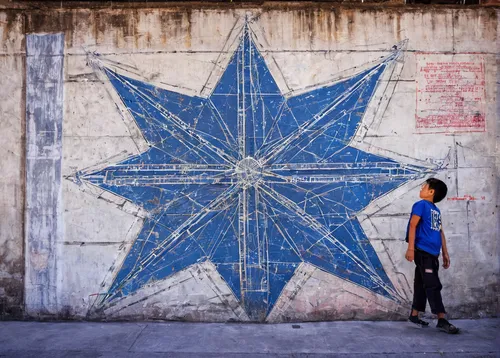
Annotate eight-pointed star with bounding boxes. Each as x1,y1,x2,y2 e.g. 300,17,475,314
81,24,426,320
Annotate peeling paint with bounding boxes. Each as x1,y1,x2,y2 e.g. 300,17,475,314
25,33,64,316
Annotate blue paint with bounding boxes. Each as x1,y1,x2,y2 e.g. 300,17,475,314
82,25,427,320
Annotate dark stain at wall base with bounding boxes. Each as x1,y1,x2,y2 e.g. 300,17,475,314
0,279,24,320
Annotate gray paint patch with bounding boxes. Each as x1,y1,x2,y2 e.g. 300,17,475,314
25,33,64,315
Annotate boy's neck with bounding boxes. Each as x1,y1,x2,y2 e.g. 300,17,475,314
422,198,435,204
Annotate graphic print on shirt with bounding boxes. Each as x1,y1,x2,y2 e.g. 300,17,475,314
430,209,441,231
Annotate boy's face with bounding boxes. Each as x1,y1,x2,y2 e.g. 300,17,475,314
419,183,435,201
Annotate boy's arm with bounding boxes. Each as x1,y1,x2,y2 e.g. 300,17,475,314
405,215,421,262
441,228,450,269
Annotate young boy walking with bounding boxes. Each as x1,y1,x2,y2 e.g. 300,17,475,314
405,178,459,334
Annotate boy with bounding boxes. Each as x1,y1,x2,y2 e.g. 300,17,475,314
405,178,459,334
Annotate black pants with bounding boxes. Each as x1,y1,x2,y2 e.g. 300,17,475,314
412,249,446,314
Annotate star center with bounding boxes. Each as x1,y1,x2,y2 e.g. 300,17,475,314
235,157,263,188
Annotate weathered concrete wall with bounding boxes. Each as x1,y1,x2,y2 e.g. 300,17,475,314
0,3,498,322
0,10,24,318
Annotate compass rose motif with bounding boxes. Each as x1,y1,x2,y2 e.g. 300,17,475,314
79,24,426,320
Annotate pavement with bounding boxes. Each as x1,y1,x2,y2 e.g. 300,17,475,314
0,319,498,357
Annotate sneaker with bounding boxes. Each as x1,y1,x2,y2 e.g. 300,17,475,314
436,318,460,334
408,315,430,328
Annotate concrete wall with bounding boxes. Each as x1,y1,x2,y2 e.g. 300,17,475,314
0,2,498,322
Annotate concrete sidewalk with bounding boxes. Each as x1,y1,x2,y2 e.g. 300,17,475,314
0,319,498,357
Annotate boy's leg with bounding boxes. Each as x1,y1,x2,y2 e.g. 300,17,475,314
412,251,427,313
420,254,459,334
421,255,445,315
409,251,429,327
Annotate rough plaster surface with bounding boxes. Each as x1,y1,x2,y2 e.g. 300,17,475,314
0,5,498,321
97,261,250,322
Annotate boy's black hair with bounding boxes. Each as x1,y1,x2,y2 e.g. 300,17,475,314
426,178,448,203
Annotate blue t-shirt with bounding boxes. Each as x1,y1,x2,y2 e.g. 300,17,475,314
406,200,442,256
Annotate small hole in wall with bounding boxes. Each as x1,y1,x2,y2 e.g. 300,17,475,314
292,324,301,329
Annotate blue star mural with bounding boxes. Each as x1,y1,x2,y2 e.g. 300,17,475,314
80,24,426,320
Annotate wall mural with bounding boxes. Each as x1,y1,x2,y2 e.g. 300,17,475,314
75,22,430,321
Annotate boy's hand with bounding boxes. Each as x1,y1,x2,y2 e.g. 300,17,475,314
405,249,414,262
443,253,450,269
